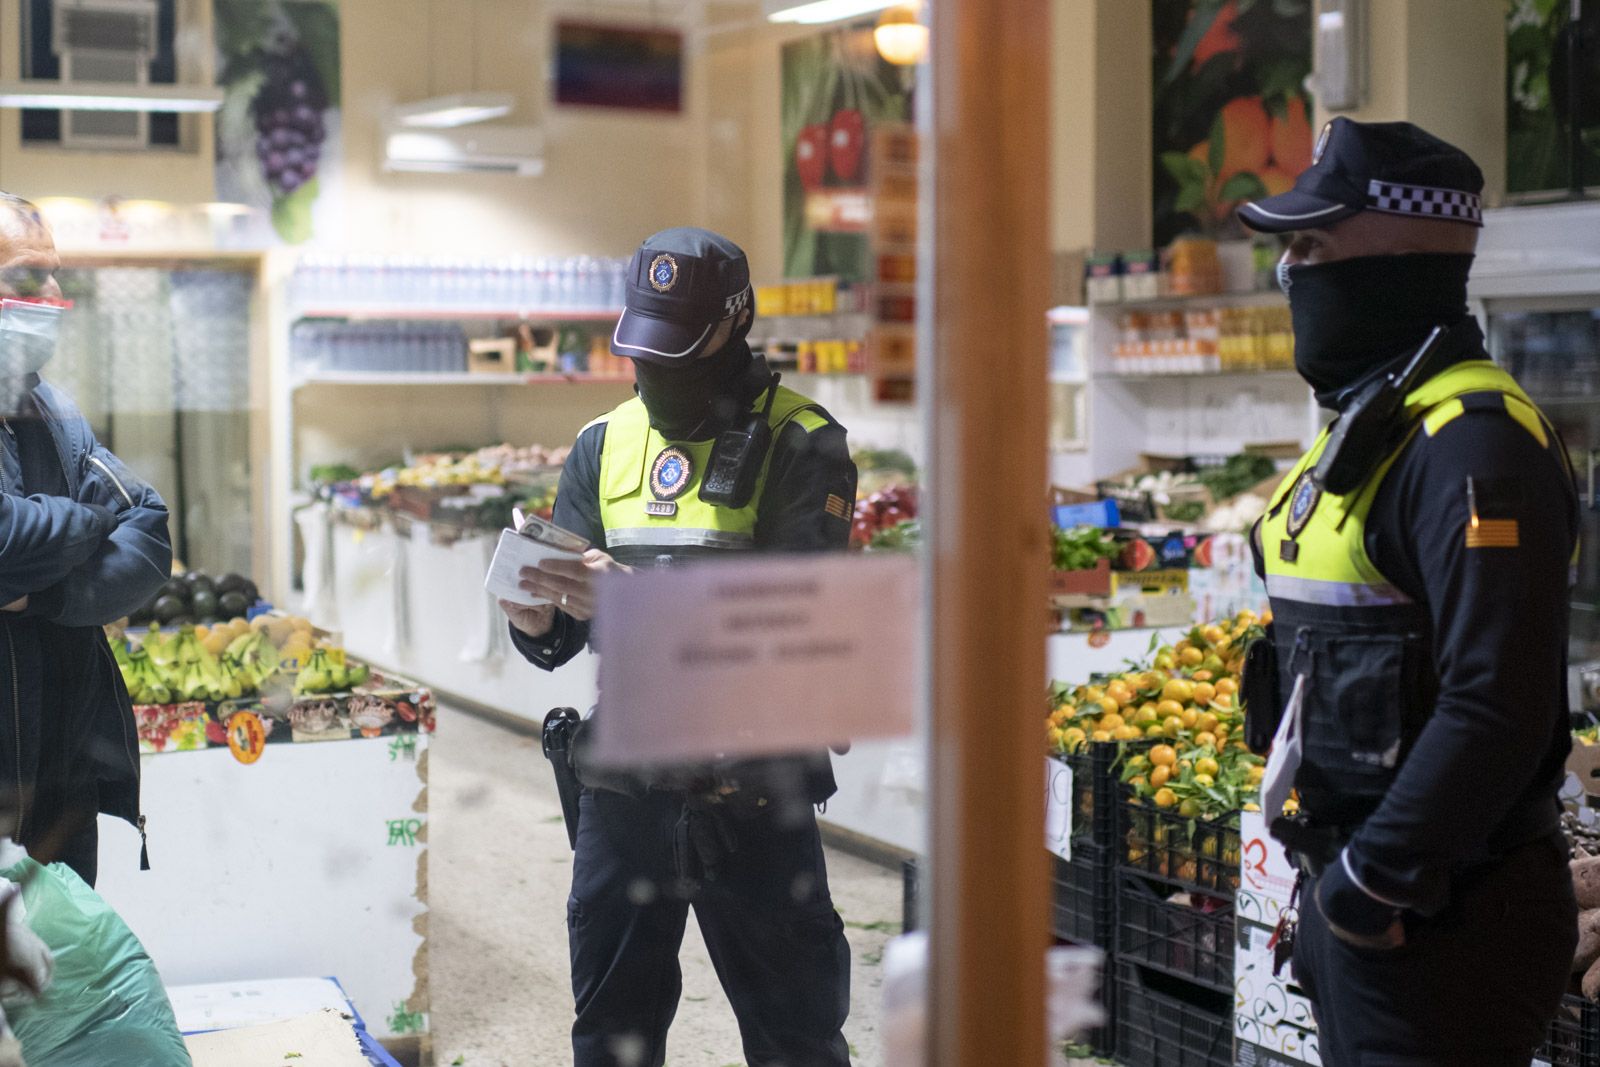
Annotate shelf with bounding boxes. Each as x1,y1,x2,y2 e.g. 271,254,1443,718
293,307,623,322
1096,368,1303,383
1091,290,1286,313
1051,372,1089,386
292,372,634,389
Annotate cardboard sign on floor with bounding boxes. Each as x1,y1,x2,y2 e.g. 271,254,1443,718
185,1010,370,1067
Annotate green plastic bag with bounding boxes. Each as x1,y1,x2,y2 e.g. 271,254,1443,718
1,858,190,1067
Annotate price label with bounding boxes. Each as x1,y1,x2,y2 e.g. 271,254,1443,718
1045,757,1073,862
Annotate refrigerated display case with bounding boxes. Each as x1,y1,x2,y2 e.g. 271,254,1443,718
1474,203,1600,708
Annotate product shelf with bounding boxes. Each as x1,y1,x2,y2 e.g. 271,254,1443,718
293,307,624,322
1097,368,1305,383
291,371,633,389
1091,289,1288,314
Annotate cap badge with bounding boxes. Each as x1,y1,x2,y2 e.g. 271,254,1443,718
650,446,694,501
1312,122,1332,165
649,253,680,293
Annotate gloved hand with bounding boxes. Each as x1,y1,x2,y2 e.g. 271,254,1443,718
1315,852,1405,951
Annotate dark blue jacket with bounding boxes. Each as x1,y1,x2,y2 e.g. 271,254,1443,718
0,378,171,837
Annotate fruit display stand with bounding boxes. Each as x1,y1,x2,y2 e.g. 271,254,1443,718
93,660,435,1059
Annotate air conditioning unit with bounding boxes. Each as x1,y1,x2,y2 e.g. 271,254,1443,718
383,126,546,176
52,0,159,148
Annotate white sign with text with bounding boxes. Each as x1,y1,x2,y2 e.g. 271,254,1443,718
591,553,918,764
1045,757,1074,862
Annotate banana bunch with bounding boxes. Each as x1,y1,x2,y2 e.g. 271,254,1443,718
224,629,281,692
293,648,369,696
121,644,173,706
170,626,228,703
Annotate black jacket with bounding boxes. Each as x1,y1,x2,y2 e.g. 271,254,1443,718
0,380,171,840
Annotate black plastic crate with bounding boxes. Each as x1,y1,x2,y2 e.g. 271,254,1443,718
1116,872,1234,993
1118,793,1242,898
1538,994,1600,1067
1115,962,1234,1067
1052,842,1115,949
1056,739,1151,851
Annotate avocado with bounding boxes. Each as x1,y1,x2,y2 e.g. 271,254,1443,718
216,574,250,596
153,596,186,624
158,578,189,602
218,592,250,619
188,575,218,599
191,591,219,619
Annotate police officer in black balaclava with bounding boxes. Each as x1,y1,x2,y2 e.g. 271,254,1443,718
1239,120,1579,1066
501,228,857,1067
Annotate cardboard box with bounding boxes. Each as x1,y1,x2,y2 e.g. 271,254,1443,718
1048,559,1113,599
1239,810,1299,907
468,337,516,375
1235,920,1321,1067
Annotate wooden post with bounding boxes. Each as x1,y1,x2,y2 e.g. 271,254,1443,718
927,0,1053,1064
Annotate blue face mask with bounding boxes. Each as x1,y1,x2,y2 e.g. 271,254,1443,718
0,300,60,411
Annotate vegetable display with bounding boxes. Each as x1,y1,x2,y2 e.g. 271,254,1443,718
1052,526,1120,572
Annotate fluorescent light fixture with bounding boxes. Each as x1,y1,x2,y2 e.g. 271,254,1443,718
764,0,897,24
388,92,515,129
0,79,223,112
384,126,545,177
874,3,927,65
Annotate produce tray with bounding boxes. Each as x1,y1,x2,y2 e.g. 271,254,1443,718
1114,962,1234,1067
1538,994,1600,1067
1048,560,1113,600
1116,872,1234,993
1118,792,1242,898
133,667,436,755
1051,843,1115,950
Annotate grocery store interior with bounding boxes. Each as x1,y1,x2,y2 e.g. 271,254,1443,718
0,0,1596,1064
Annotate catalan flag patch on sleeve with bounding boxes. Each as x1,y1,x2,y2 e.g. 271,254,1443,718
1466,518,1520,549
824,494,851,520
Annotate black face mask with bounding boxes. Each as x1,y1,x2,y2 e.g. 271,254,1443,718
1282,252,1474,405
633,338,755,440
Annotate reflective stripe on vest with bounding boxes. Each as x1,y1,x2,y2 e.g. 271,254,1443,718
1262,360,1554,603
596,386,827,550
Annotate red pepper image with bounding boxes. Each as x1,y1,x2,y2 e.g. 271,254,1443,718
830,108,866,182
796,123,828,190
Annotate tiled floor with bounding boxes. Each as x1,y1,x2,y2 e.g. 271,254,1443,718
427,706,902,1067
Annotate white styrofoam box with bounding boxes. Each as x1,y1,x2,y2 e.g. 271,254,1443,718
1235,918,1320,1067
1240,809,1299,908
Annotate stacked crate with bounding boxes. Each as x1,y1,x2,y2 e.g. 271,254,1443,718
1231,810,1321,1067
1113,791,1243,1067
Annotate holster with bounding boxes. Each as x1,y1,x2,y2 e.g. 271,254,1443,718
1241,624,1282,755
1270,814,1345,876
541,707,587,850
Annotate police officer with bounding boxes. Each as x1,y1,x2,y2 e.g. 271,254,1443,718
1238,119,1579,1066
501,228,857,1067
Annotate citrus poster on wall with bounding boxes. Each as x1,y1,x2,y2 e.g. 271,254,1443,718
1152,0,1313,247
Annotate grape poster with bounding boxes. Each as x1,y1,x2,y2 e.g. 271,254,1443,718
781,25,912,282
1152,0,1313,247
214,0,343,246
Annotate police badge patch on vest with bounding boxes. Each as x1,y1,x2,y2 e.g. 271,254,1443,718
648,446,694,517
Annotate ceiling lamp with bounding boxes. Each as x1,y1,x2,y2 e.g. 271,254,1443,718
0,80,223,112
388,92,515,129
764,0,898,25
874,3,927,66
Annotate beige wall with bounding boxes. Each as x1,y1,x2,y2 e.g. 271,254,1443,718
0,0,219,203
334,0,711,257
1311,0,1507,205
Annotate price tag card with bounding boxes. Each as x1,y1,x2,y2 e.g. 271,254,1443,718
590,553,918,765
1045,757,1073,862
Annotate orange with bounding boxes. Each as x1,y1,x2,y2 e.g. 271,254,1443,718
1156,699,1185,720
1201,625,1226,646
1192,685,1217,709
1151,765,1172,789
1154,788,1179,810
1196,757,1220,778
1260,167,1295,196
1162,679,1195,705
1194,773,1216,789
1147,724,1166,739
1099,696,1121,717
1214,678,1239,698
1219,96,1271,182
1195,709,1219,733
1270,96,1313,176
1192,670,1214,683
1115,725,1143,741
1106,680,1135,707
1134,704,1160,727
1150,745,1178,768
1092,730,1113,743
1162,716,1185,739
1195,731,1218,749
1099,713,1126,732
1179,647,1205,668
1181,708,1200,730
1214,693,1235,710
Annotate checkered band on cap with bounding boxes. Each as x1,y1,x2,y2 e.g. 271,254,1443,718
1366,180,1483,224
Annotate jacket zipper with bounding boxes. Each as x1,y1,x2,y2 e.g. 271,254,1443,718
99,640,149,869
7,630,21,840
86,456,134,508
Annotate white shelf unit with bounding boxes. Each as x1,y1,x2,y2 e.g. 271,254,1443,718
1049,292,1318,490
291,371,632,390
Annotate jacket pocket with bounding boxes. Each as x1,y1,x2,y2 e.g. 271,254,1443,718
1302,633,1414,794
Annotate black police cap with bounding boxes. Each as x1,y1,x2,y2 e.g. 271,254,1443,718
1238,117,1484,234
610,227,753,364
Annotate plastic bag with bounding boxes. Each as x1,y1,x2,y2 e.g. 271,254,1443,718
1,857,190,1067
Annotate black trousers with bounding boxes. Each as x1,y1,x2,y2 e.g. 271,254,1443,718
567,789,852,1067
1293,832,1575,1067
